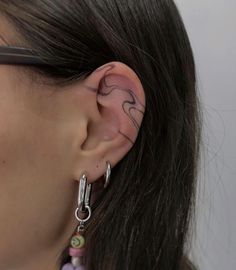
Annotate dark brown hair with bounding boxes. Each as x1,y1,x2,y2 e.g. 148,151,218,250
0,1,202,269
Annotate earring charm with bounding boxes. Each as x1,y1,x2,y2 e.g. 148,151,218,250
61,174,92,270
61,161,112,270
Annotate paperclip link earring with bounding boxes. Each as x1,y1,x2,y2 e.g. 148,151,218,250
61,160,112,270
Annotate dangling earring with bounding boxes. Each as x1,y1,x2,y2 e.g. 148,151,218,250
61,161,112,270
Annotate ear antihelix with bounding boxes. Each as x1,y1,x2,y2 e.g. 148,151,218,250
97,73,145,145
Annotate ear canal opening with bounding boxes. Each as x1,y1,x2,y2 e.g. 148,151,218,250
97,102,103,114
80,121,91,150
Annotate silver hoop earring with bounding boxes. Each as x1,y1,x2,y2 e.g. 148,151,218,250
103,160,111,188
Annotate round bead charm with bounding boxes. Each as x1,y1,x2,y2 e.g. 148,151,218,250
70,234,85,248
61,263,74,270
61,262,85,270
69,247,85,257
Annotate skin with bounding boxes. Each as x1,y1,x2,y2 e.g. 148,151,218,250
0,18,145,270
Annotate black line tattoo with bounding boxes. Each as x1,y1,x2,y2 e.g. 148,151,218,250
85,64,146,145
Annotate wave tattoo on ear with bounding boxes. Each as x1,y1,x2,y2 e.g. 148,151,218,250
85,63,146,145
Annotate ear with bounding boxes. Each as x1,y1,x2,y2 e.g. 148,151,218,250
73,61,146,184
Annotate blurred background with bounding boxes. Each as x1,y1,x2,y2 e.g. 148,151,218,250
174,1,236,269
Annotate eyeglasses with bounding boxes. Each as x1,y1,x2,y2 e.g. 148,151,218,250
0,45,50,66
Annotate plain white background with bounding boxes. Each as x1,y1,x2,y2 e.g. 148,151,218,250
174,1,236,269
